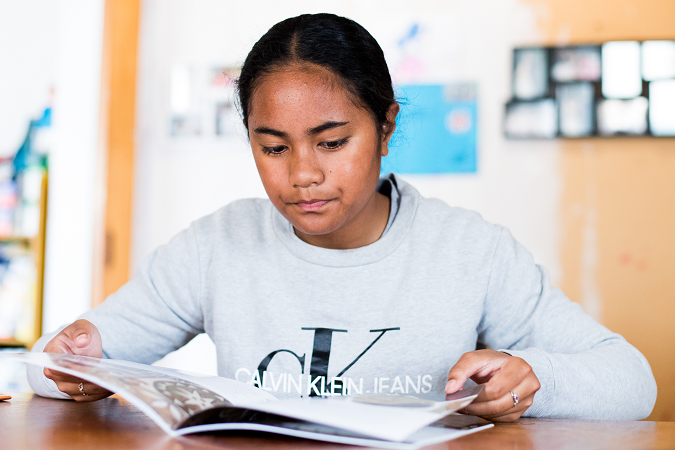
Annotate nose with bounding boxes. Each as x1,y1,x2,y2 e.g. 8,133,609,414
288,145,324,188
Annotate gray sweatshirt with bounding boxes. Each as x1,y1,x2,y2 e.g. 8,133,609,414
29,174,656,419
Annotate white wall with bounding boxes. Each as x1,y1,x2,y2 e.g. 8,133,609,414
134,0,560,278
136,0,561,374
0,0,105,334
0,0,562,375
0,1,61,157
42,0,105,333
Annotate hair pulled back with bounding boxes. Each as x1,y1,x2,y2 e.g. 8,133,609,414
236,13,395,131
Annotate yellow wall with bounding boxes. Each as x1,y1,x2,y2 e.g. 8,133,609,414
92,0,140,308
525,0,675,421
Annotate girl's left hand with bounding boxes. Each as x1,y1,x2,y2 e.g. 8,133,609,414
445,349,540,422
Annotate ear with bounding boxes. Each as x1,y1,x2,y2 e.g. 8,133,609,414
380,102,400,157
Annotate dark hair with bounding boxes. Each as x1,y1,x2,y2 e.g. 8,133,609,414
236,13,395,132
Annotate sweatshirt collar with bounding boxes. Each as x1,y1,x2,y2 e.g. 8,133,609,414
271,173,418,268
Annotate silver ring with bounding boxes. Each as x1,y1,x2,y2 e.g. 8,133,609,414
510,390,519,407
78,383,88,396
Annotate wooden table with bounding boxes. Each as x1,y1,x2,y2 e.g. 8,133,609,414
1,393,674,450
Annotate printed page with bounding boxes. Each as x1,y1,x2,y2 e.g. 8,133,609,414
4,352,483,442
3,352,253,434
178,415,492,449
230,386,483,442
282,417,492,450
137,364,277,404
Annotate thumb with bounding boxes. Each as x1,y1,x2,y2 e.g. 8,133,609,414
445,351,495,394
73,332,91,349
60,319,102,357
445,365,471,395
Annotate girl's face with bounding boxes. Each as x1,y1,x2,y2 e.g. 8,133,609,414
248,63,397,248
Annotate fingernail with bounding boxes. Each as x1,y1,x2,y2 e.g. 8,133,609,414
75,334,88,346
446,379,457,393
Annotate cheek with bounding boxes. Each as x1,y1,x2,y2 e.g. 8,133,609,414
330,138,382,190
253,154,286,199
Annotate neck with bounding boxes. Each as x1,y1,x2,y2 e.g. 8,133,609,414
294,191,391,250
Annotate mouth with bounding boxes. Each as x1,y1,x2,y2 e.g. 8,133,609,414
292,199,334,212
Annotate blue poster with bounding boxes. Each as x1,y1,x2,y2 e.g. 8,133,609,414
382,84,477,174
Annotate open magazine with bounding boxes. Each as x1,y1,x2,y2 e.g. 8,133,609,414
5,352,492,449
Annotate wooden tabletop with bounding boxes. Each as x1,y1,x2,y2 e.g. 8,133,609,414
1,393,674,450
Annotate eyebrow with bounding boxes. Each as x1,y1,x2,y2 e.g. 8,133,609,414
307,121,349,135
252,121,349,138
253,126,288,138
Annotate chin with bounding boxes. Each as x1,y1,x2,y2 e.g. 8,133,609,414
291,216,341,236
293,223,337,236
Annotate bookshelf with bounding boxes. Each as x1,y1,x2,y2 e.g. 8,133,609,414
0,174,48,349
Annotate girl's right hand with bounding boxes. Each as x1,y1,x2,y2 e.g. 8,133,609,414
43,319,113,402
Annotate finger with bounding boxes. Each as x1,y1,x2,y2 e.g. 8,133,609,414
464,390,534,418
476,357,532,402
486,409,526,423
476,394,533,423
44,369,91,385
446,353,491,394
463,374,538,418
54,381,112,398
60,319,95,340
59,320,102,356
43,337,72,354
457,403,529,423
44,320,103,358
446,350,508,394
73,393,113,403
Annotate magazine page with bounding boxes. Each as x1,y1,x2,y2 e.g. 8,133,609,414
177,413,493,449
132,364,278,404
5,352,254,435
228,385,483,442
4,352,484,443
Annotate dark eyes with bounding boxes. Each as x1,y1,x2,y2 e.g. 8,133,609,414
261,145,287,155
321,138,348,149
261,137,349,155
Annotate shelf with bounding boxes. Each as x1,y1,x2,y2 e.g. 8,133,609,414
0,175,48,350
0,338,27,349
0,236,33,245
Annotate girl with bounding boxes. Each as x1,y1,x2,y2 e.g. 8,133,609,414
29,13,656,423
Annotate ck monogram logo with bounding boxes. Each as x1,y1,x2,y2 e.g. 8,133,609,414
254,327,400,396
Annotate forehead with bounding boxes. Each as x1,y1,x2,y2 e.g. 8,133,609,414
248,64,371,129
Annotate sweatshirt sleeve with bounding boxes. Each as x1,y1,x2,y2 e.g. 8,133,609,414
27,225,204,398
27,329,72,399
477,227,657,420
83,224,205,363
